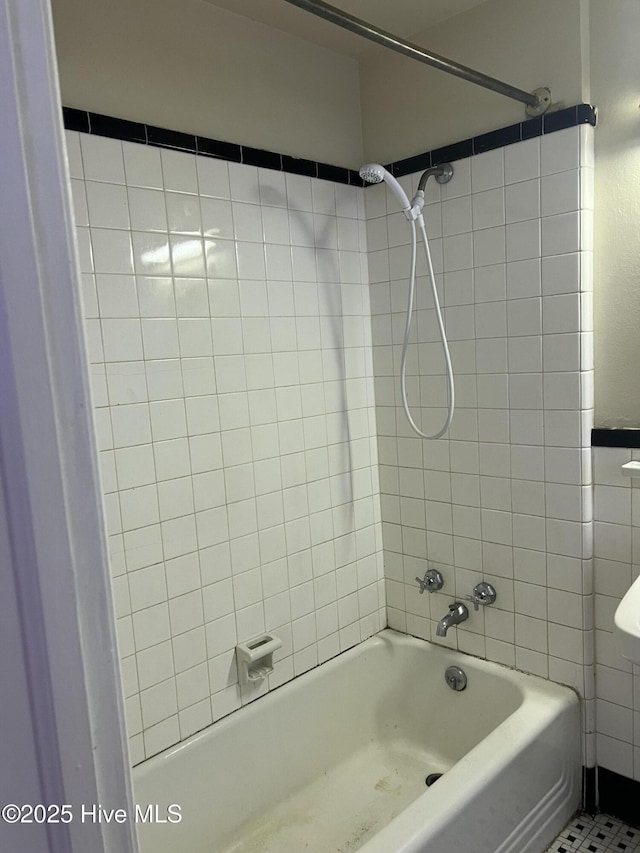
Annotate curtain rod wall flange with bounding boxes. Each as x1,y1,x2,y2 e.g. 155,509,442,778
283,0,552,116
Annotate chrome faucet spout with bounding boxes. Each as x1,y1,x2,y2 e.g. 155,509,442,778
436,602,469,637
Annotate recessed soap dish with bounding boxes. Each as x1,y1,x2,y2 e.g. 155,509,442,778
236,633,282,684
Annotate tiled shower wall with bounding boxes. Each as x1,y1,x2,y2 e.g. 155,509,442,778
65,130,384,763
367,126,596,755
592,446,640,782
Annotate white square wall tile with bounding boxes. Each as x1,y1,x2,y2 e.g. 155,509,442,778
166,192,203,235
542,294,581,334
86,181,130,229
132,232,172,276
541,212,580,257
123,141,164,189
593,447,632,487
169,589,204,636
111,403,152,448
472,188,505,230
128,187,168,232
178,319,213,357
506,220,540,262
542,333,580,372
150,399,187,442
173,625,207,672
594,521,631,563
137,277,175,318
142,319,180,360
504,138,540,185
80,134,125,184
541,171,580,217
161,149,198,194
102,319,143,362
471,148,504,192
507,297,541,337
540,127,580,176
505,180,539,224
229,163,260,204
442,196,472,236
129,563,167,612
508,336,541,374
133,603,171,651
259,168,287,209
179,698,212,739
443,233,473,272
201,198,234,240
171,235,206,278
474,264,506,303
91,228,134,274
197,157,231,199
146,359,183,401
235,242,266,280
97,274,138,318
176,663,210,710
158,478,195,522
473,227,505,267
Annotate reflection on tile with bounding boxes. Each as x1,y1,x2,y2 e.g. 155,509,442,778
132,232,172,276
169,235,205,277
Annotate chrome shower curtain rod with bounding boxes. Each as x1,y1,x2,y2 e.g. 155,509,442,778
282,0,551,116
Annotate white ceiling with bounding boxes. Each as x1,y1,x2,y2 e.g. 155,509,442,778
203,0,493,58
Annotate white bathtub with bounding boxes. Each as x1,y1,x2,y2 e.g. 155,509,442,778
134,629,580,853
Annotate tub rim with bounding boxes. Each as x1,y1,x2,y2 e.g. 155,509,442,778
134,627,579,779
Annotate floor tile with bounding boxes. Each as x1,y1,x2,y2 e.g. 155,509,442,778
547,815,640,853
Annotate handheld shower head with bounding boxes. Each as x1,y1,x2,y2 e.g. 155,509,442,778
359,163,386,184
359,163,413,215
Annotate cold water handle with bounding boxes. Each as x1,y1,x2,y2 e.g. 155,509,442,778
464,581,497,612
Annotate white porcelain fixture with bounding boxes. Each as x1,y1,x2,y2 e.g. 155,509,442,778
614,574,640,665
134,630,580,853
621,460,640,477
236,633,282,683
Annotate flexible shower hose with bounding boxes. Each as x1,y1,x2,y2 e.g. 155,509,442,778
399,216,455,440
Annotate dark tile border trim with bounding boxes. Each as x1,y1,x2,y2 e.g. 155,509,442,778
388,104,597,178
582,765,597,815
90,112,146,144
62,107,89,134
592,428,640,448
62,107,365,186
62,103,596,187
598,767,640,828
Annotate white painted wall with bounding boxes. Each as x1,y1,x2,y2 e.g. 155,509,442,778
360,0,587,164
51,0,364,168
589,0,640,427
